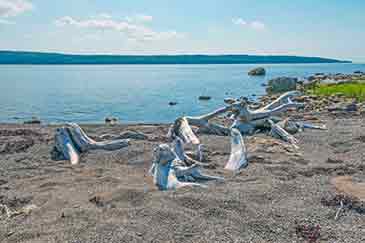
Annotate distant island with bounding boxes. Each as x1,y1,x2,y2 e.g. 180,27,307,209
0,51,351,65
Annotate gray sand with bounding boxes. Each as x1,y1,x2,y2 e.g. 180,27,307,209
0,112,364,242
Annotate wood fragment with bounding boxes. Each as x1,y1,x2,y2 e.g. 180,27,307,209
335,200,344,221
225,128,248,171
55,127,80,165
151,144,222,190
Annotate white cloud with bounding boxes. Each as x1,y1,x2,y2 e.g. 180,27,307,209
232,18,247,26
55,15,183,42
0,0,33,18
232,18,266,30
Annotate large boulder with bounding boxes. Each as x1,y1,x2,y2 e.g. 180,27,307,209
266,77,298,94
248,67,266,76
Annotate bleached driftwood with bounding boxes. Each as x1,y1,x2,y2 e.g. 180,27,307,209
55,127,80,165
300,122,327,131
150,144,222,190
173,137,212,167
54,123,130,164
268,119,299,149
224,128,248,171
170,91,304,137
230,91,304,135
163,91,304,174
66,123,130,152
186,106,231,136
255,91,302,112
168,117,200,144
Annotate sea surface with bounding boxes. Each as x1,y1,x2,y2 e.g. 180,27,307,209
1,63,364,124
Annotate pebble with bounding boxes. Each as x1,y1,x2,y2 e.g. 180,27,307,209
168,101,178,106
199,96,212,101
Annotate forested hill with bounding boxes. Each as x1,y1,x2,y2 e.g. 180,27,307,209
0,51,351,65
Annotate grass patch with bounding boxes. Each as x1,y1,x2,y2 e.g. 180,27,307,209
307,81,365,101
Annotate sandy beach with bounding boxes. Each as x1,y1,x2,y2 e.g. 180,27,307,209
0,108,364,242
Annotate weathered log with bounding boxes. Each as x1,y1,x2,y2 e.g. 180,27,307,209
173,137,212,167
184,105,232,136
66,123,129,152
150,144,204,190
168,117,200,144
225,128,248,171
54,127,80,165
300,122,327,130
180,91,304,136
257,91,302,111
150,144,222,190
268,120,299,149
230,92,303,123
278,118,301,134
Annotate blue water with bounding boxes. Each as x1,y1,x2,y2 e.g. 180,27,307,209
1,63,364,124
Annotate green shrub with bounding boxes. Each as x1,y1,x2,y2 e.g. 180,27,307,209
307,81,365,101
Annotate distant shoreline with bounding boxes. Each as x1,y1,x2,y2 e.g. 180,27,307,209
0,50,351,65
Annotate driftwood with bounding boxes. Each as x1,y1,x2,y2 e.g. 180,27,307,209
150,144,222,190
171,91,304,138
168,117,200,144
268,119,299,149
224,128,248,171
163,91,329,174
55,127,80,165
173,137,213,168
230,91,304,135
66,123,129,152
54,123,129,164
161,91,306,174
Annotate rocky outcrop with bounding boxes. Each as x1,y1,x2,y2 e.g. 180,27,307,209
266,77,298,94
248,67,266,76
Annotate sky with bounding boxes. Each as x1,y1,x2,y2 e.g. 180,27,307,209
0,0,364,62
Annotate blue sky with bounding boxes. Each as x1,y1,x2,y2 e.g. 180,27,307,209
0,0,364,62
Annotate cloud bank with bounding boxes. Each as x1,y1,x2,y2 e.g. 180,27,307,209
55,15,183,42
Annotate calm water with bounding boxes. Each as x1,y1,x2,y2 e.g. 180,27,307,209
1,63,364,124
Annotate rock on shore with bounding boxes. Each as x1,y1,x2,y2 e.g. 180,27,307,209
248,67,266,76
266,77,298,94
